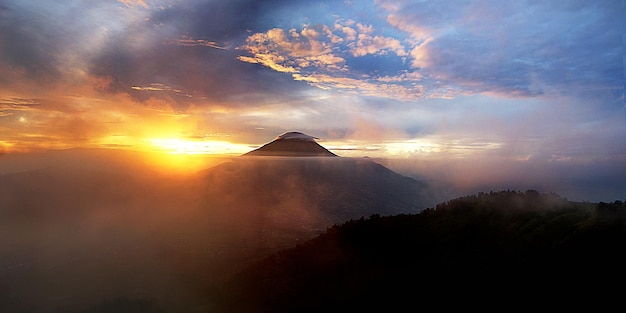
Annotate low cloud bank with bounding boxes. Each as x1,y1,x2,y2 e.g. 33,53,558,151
377,156,626,204
1,148,622,312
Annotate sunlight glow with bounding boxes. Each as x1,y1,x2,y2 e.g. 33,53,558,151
141,151,230,174
383,140,442,156
91,135,250,173
147,138,250,155
139,137,249,173
0,141,15,152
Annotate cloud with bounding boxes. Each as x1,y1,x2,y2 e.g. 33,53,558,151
118,0,149,9
0,97,39,108
235,0,621,102
0,0,622,162
0,98,40,118
237,20,424,100
378,0,623,99
0,1,158,86
3,0,620,107
162,36,227,49
131,83,193,98
350,24,407,57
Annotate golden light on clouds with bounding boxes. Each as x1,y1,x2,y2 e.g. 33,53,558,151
93,135,249,173
0,0,621,179
147,138,250,155
383,139,442,156
139,150,232,174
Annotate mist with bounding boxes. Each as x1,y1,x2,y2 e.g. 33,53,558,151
376,156,626,204
1,148,623,312
0,149,419,312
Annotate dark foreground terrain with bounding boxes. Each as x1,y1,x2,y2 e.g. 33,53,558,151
0,150,432,313
1,150,625,312
210,190,626,312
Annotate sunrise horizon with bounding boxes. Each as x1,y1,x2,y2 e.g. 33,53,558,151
1,1,623,166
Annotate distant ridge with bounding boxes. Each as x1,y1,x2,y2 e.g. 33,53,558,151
211,191,626,312
243,131,338,157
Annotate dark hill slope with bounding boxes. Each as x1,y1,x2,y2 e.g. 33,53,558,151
212,190,626,312
195,157,434,230
185,157,435,272
0,150,434,313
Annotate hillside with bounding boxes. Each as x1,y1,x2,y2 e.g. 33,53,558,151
211,190,626,312
0,149,434,313
195,157,433,224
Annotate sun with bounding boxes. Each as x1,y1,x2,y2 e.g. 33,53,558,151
138,137,251,173
149,138,216,155
95,135,252,173
147,137,253,155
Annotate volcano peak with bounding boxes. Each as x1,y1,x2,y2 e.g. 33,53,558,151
243,131,337,157
274,131,318,142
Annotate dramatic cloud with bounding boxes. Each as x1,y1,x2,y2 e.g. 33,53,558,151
0,0,623,189
234,0,622,102
163,36,227,49
379,0,623,99
237,20,424,100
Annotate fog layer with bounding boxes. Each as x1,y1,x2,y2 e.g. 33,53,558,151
1,149,434,312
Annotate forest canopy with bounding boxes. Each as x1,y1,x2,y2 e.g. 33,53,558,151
212,190,626,312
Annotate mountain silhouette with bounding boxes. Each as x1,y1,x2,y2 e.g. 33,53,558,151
3,149,624,312
0,145,435,313
210,191,626,312
196,156,433,224
243,131,337,157
185,133,436,274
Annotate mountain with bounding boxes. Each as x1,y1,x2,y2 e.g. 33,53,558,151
191,131,434,257
185,156,435,272
210,190,626,312
197,156,432,221
243,131,337,157
0,144,435,313
3,148,623,312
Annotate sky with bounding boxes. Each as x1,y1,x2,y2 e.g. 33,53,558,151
0,1,624,199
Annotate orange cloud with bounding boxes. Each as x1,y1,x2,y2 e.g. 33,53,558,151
237,20,424,101
351,33,407,57
118,0,149,9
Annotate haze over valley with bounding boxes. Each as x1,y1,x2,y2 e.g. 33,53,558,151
1,135,625,312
